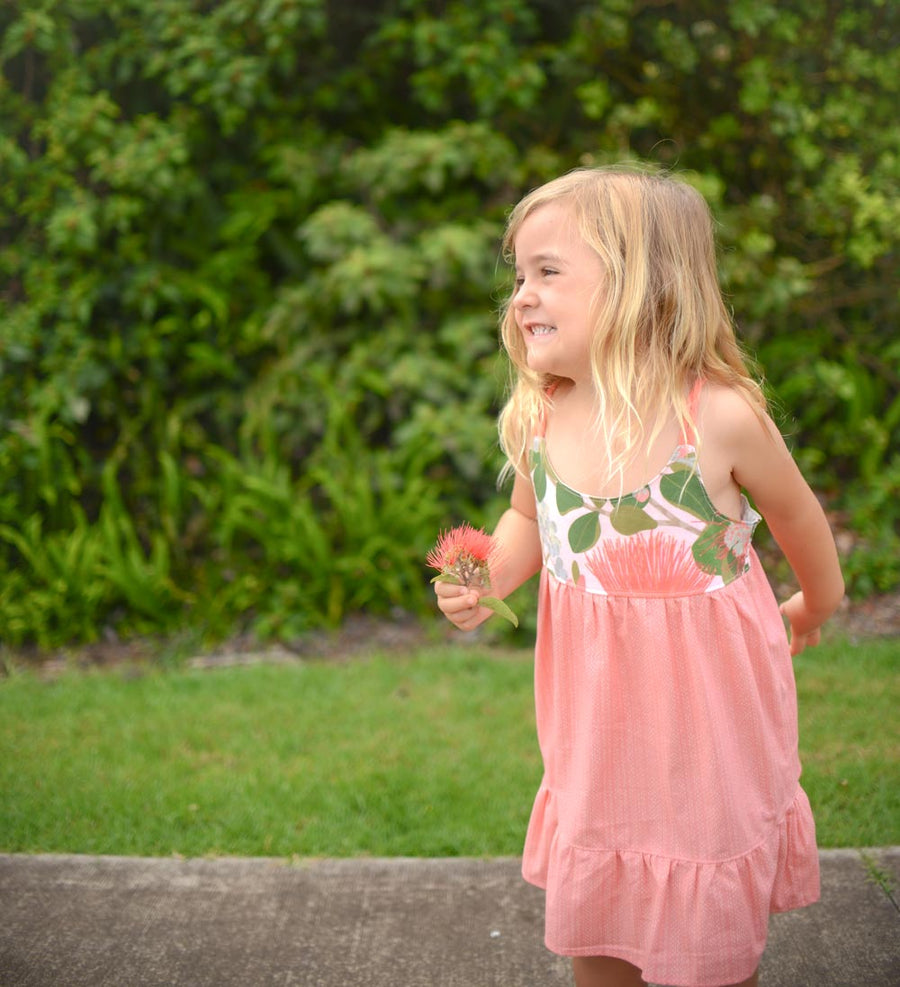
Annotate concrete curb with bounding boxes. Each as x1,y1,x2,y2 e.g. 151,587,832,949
1,850,898,986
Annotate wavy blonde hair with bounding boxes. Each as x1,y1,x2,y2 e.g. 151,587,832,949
497,166,766,483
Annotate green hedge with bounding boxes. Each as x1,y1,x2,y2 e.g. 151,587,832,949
1,0,898,647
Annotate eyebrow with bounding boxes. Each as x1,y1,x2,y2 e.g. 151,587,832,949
515,252,565,268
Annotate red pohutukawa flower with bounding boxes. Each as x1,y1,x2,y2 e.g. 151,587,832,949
427,523,518,627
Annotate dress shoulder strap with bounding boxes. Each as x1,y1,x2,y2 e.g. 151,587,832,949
535,383,560,439
680,378,705,445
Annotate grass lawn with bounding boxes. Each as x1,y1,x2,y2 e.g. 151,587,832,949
0,636,896,856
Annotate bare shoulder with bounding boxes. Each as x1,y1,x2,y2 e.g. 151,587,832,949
699,382,780,465
700,382,772,433
699,382,819,525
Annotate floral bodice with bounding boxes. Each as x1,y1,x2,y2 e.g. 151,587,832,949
530,435,761,597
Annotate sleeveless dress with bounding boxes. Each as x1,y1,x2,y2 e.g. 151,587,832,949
520,384,820,987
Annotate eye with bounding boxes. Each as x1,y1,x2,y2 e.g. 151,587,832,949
542,267,559,278
514,274,525,289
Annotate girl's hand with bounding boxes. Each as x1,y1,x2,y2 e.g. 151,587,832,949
779,591,825,657
434,580,491,633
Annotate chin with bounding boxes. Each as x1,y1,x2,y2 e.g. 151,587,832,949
526,353,561,375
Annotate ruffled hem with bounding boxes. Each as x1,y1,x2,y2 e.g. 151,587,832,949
522,785,819,987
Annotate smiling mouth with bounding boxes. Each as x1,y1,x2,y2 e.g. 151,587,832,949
528,324,557,337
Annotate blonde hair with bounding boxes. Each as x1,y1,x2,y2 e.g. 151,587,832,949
497,166,766,483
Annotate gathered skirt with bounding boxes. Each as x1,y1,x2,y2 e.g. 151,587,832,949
521,559,820,987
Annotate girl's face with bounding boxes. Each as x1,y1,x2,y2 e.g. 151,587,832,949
512,202,605,385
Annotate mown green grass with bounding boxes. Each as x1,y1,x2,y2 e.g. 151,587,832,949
0,637,896,856
794,637,899,847
0,648,541,857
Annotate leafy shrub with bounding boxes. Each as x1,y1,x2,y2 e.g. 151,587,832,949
1,0,897,647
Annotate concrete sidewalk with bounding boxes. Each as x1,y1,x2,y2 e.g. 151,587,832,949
1,850,897,987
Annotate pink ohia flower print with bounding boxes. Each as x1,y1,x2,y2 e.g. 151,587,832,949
723,521,753,558
427,524,518,626
584,530,714,596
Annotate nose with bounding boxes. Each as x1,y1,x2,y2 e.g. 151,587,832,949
513,278,537,311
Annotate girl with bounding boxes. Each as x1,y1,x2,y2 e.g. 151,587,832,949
435,168,844,987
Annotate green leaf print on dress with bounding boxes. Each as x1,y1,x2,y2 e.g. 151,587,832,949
568,511,601,552
693,518,754,583
532,451,547,502
693,521,739,580
532,433,759,596
557,480,585,514
610,503,658,535
660,464,716,522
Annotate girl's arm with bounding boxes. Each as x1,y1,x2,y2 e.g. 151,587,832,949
434,469,543,632
713,388,845,656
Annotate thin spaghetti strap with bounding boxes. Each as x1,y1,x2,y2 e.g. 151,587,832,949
535,382,559,439
681,378,704,445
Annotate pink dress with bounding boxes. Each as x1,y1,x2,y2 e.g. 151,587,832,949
521,385,820,987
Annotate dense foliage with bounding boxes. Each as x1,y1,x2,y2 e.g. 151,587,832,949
1,0,898,648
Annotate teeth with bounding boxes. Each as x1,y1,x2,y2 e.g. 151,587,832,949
530,325,556,336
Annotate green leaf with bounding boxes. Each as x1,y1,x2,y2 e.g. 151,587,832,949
609,504,658,535
660,467,715,522
532,455,547,502
692,522,738,582
556,480,584,514
478,595,518,627
568,512,601,553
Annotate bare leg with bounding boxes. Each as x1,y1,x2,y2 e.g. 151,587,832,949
572,957,759,987
724,971,759,987
572,956,647,987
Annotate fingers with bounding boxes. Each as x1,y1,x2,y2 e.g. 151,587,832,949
434,582,486,631
434,582,478,607
788,626,822,657
780,592,824,657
